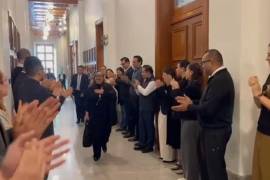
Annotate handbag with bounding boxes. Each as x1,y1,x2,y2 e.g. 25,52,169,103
82,120,93,147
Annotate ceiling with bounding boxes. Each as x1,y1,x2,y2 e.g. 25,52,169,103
29,0,78,37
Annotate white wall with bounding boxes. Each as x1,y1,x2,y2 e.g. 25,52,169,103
69,0,103,65
111,0,156,71
209,0,270,176
103,0,117,69
0,0,31,113
69,0,155,71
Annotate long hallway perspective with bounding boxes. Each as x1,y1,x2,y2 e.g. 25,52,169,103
49,98,180,180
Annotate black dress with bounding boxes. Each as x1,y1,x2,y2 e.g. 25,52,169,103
156,84,183,149
166,86,183,149
84,83,116,158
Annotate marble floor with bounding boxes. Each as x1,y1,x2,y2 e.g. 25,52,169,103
48,98,181,180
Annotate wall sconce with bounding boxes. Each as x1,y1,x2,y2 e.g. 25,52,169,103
101,34,109,46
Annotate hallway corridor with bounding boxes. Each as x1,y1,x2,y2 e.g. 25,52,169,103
49,98,180,180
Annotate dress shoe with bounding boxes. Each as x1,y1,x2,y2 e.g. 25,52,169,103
175,169,184,175
128,137,138,142
171,165,181,171
162,160,175,163
134,145,145,151
116,128,124,132
141,147,154,153
102,144,107,153
122,131,129,135
93,155,100,161
124,134,133,138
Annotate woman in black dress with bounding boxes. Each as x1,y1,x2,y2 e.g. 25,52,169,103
84,72,116,161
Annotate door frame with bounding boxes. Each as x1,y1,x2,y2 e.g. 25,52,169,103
95,19,104,70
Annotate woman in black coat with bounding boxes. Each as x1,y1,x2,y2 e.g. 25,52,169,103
84,72,116,161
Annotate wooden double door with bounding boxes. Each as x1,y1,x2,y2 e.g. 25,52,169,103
156,0,209,76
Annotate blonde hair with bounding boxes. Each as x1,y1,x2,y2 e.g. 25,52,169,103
0,71,6,111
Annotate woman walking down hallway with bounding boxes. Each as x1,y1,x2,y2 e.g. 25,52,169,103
84,72,116,161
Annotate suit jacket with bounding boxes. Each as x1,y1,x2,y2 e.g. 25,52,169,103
14,76,55,138
58,74,66,81
47,73,56,80
189,68,235,129
125,67,134,81
11,66,23,86
70,74,89,94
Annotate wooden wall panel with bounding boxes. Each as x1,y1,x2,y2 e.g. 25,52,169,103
172,26,188,61
155,0,174,77
192,18,204,61
156,0,208,76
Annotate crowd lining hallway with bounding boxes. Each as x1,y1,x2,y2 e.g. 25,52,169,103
49,98,180,180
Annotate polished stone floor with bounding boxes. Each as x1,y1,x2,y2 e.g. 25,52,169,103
48,98,181,180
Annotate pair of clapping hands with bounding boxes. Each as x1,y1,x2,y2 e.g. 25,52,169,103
248,76,262,97
41,79,73,97
155,79,191,111
1,98,70,180
155,79,179,90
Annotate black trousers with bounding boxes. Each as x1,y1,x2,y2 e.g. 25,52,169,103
199,127,231,180
128,96,139,137
93,142,101,158
138,110,155,148
73,91,84,122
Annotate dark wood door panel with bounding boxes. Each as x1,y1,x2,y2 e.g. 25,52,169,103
172,25,188,61
191,16,204,61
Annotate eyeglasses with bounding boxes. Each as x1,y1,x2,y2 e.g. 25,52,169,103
200,60,211,65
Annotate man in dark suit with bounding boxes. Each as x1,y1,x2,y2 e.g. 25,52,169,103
11,48,31,86
173,49,235,180
58,72,66,88
70,66,89,124
14,56,59,138
121,57,133,80
46,68,56,80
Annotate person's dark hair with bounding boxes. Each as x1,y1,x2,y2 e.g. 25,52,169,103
24,56,43,77
105,68,114,78
120,57,130,63
187,63,203,85
205,49,223,65
116,67,124,74
17,48,31,60
142,65,153,75
163,66,176,79
134,55,143,65
178,60,190,69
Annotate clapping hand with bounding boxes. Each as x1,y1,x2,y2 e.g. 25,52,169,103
94,88,104,95
13,97,60,139
171,96,193,112
248,76,262,97
155,79,164,88
133,80,140,89
170,79,180,90
2,132,70,180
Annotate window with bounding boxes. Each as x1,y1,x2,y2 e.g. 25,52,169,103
36,44,55,73
176,0,196,7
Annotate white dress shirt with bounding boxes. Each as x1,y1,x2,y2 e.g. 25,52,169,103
76,74,82,90
209,66,226,78
137,81,157,96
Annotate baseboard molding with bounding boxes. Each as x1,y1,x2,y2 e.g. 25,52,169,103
228,170,251,180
